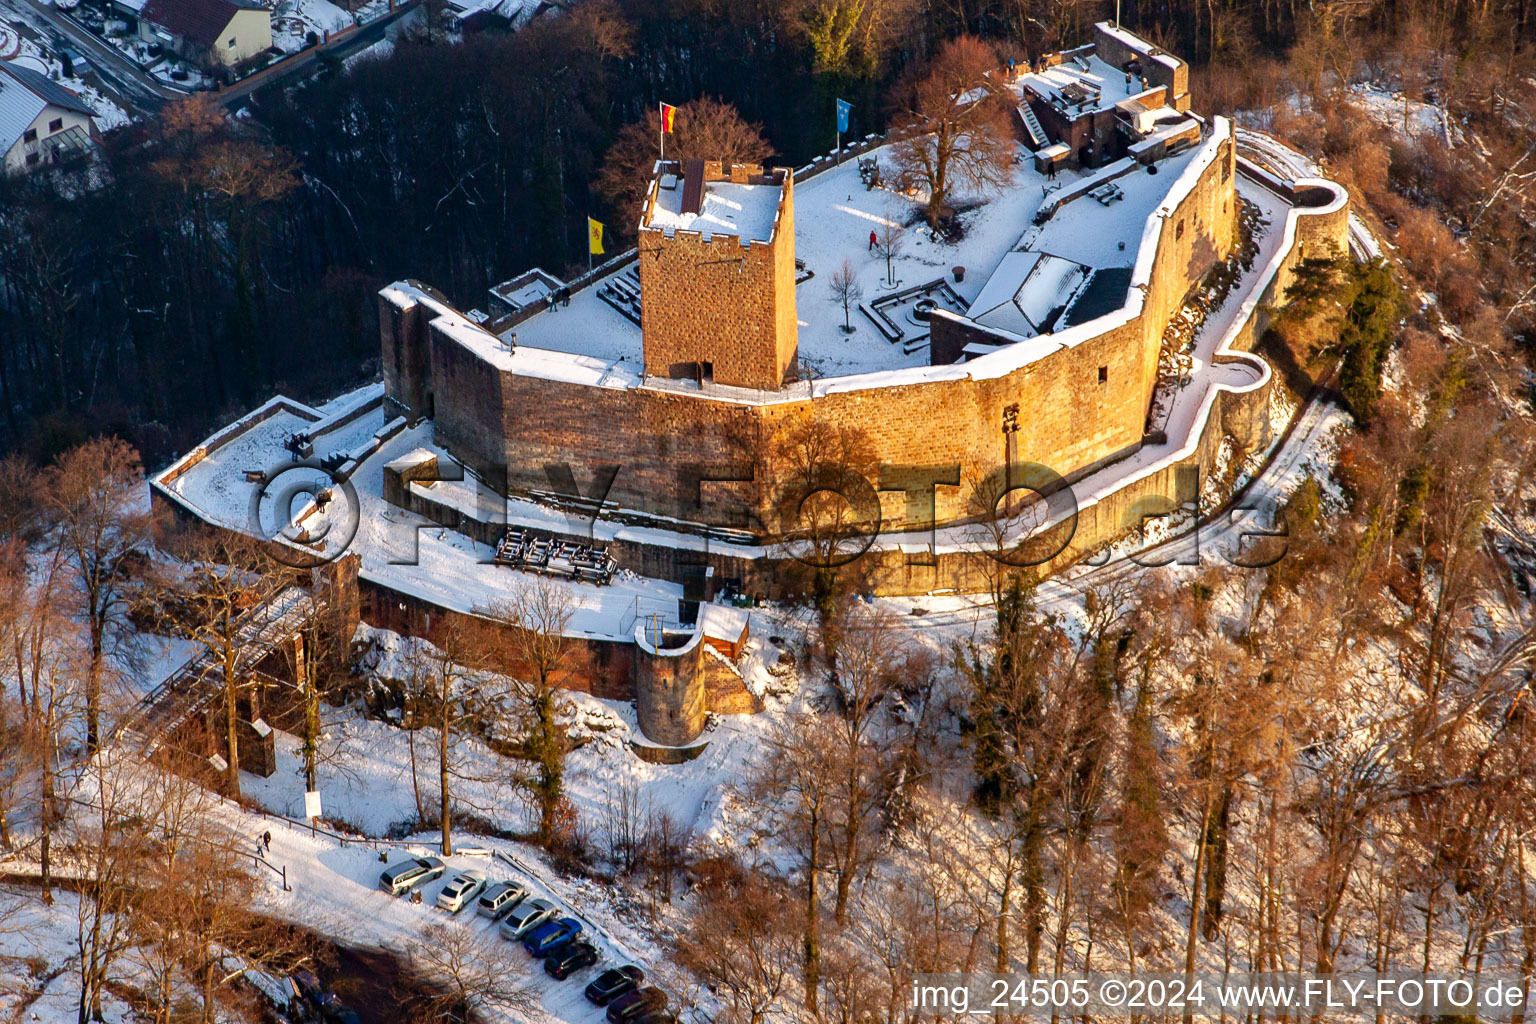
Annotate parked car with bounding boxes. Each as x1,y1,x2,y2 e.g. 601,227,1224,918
288,968,324,1009
630,1010,679,1024
544,938,599,978
524,917,583,957
498,898,557,940
435,870,488,913
606,986,667,1024
476,880,530,919
313,990,347,1019
324,1007,363,1024
378,856,446,896
585,965,644,1005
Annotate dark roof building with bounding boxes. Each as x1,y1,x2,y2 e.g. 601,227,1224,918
139,0,272,66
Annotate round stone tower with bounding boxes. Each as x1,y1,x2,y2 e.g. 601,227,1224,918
632,622,708,746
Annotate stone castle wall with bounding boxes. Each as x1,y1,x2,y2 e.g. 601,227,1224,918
371,164,1349,599
395,129,1238,534
376,130,1352,599
632,629,709,745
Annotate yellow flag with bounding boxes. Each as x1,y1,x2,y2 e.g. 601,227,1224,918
588,217,604,255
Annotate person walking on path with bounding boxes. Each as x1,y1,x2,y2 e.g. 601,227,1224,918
869,229,877,250
263,830,272,854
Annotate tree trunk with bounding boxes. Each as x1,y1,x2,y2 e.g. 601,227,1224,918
86,634,102,753
804,809,821,1014
439,685,452,856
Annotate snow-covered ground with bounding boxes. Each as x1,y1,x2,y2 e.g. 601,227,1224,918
271,0,355,52
0,890,139,1024
512,140,1106,377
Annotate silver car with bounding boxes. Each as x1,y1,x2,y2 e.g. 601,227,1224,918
499,898,556,940
378,856,446,896
477,880,531,919
436,870,489,913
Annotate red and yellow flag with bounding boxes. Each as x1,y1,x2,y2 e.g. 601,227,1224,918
659,102,677,133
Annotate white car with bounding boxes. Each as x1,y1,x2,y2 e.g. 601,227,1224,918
499,898,556,939
477,880,531,919
435,870,488,913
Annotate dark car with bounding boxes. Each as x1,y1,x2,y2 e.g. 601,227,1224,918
289,969,324,1009
544,939,599,979
606,986,667,1024
630,1011,679,1024
325,1009,362,1024
314,991,346,1019
523,917,582,957
585,965,644,1005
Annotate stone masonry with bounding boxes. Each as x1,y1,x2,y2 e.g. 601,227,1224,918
638,162,798,391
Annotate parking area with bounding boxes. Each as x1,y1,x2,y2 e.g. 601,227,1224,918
236,813,676,1024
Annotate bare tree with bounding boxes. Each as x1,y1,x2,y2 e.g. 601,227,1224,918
163,531,292,800
396,619,495,856
485,577,576,847
9,542,81,904
406,923,537,1022
829,258,864,333
72,745,153,1023
820,605,904,925
871,216,905,286
758,715,836,1012
597,98,773,225
602,775,643,876
44,438,158,753
887,35,1015,225
675,869,801,1024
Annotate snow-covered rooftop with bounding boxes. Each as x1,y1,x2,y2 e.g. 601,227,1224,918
967,252,1091,336
1015,52,1154,116
644,175,782,245
473,120,1221,392
154,386,694,640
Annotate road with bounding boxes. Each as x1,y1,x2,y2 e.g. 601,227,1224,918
0,0,416,119
219,9,406,107
0,0,174,114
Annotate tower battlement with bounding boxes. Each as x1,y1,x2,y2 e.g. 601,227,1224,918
637,160,798,391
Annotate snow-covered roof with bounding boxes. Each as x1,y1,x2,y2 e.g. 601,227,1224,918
644,176,782,245
451,119,1227,396
699,603,749,644
1016,53,1154,117
0,63,94,157
967,252,1092,337
0,74,46,157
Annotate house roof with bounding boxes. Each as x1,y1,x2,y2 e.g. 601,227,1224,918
140,0,266,48
0,63,93,156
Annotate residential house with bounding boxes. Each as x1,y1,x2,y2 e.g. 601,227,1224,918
138,0,272,68
0,62,96,174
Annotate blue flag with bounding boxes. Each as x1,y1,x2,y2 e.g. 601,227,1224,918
836,98,851,134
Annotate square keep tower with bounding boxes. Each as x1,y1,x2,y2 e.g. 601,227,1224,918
638,160,798,391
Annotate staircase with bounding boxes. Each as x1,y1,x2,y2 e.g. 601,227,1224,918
1019,103,1050,149
115,585,316,754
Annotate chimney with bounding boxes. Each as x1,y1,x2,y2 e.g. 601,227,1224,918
680,158,706,215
